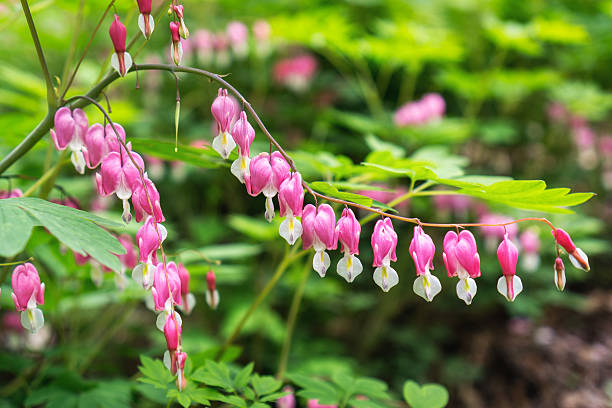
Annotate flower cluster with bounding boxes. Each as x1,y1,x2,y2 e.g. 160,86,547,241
393,93,445,127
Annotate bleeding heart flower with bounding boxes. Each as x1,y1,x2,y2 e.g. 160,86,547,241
335,208,362,283
11,263,45,333
131,175,164,223
410,226,441,302
132,216,167,290
211,88,237,159
177,263,196,314
302,204,337,277
278,172,304,245
109,14,133,77
205,270,219,310
171,4,189,39
443,230,480,305
554,257,566,291
51,107,88,174
371,217,398,292
246,151,290,222
553,228,589,271
169,21,182,65
496,232,522,302
137,0,155,39
226,21,248,57
230,111,256,183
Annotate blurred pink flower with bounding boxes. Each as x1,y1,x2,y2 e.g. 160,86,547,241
274,54,318,92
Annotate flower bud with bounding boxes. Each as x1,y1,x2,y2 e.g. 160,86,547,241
496,233,523,301
137,0,155,39
109,15,133,77
554,257,566,291
169,22,182,66
553,228,590,271
206,270,219,309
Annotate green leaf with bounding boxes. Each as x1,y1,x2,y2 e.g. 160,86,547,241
287,373,340,405
0,198,124,271
216,395,247,408
191,361,234,391
454,180,594,213
130,138,231,168
234,362,254,390
403,381,449,408
309,182,373,207
250,374,282,396
137,356,174,390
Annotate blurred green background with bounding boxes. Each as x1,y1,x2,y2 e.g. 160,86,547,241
1,0,611,407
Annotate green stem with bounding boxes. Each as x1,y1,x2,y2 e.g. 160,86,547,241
20,0,56,108
276,260,311,379
216,248,307,360
22,152,68,197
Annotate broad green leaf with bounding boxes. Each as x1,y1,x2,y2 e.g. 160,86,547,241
130,138,231,168
0,203,38,257
0,198,124,271
403,381,449,408
250,374,282,396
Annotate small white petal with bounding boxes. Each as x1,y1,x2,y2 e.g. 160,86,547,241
163,350,172,371
21,308,44,333
312,250,330,278
185,293,196,313
121,199,132,224
110,53,120,75
373,265,399,292
212,132,235,159
156,310,182,332
337,253,363,283
71,150,86,174
497,275,523,302
554,267,566,291
265,196,275,222
132,262,154,290
124,52,133,73
456,277,477,305
205,289,220,310
279,216,302,245
413,272,441,302
569,247,589,271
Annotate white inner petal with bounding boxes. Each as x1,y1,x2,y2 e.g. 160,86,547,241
456,277,477,305
312,250,330,278
337,253,363,283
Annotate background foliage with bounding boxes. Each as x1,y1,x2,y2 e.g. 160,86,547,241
1,0,611,407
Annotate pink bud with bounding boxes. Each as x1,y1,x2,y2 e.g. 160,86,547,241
497,233,518,276
552,228,576,253
336,208,360,255
74,251,91,266
176,351,187,390
163,314,181,351
231,111,255,156
278,172,304,218
206,270,216,291
152,261,182,310
409,226,435,276
178,263,190,296
109,14,126,52
51,107,88,151
302,204,337,251
11,263,44,311
554,257,566,291
371,218,398,267
117,234,138,269
211,88,236,134
420,93,445,119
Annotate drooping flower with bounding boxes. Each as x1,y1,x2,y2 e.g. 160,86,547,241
226,21,249,57
554,257,566,291
211,88,237,159
137,0,155,39
302,204,337,277
371,217,398,292
177,263,196,314
152,261,183,330
519,229,541,272
278,172,304,245
132,216,167,290
104,123,126,154
252,20,271,57
552,228,590,271
169,21,182,66
163,313,181,374
335,208,362,283
83,123,107,169
50,107,88,174
246,151,290,222
411,226,441,302
496,232,522,302
131,175,164,223
171,4,189,39
11,263,45,333
176,351,187,391
205,270,219,310
109,14,132,77
443,230,480,305
230,111,255,183
96,144,145,223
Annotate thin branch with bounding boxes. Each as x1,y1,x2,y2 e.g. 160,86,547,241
20,0,56,108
